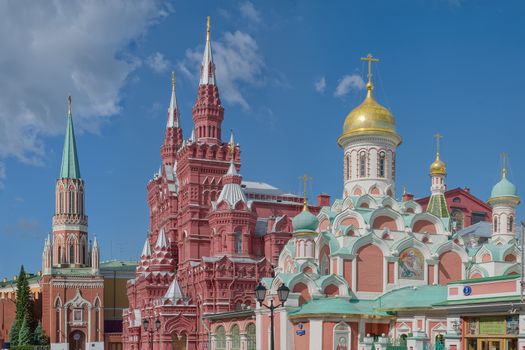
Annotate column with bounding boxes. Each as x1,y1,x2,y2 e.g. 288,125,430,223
309,319,323,350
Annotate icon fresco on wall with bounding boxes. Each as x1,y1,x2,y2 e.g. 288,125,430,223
398,248,424,280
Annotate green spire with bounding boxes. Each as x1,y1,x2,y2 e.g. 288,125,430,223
60,96,81,179
426,194,449,218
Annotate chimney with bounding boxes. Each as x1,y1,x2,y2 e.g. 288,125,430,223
317,193,331,207
402,192,414,202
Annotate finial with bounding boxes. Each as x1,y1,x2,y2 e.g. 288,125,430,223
171,71,176,91
206,16,211,42
300,174,312,211
228,130,235,159
360,53,379,96
434,133,443,159
67,95,72,115
403,185,407,195
501,152,508,177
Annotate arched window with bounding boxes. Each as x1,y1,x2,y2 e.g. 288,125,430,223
246,324,256,350
69,243,75,264
215,326,226,350
494,216,499,233
346,154,351,180
234,232,242,254
508,216,514,232
359,152,366,177
54,298,61,342
231,324,240,350
333,322,350,350
378,151,386,178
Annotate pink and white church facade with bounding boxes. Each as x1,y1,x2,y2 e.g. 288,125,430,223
206,57,524,350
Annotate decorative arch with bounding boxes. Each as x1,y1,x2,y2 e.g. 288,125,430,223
381,196,400,211
356,195,378,209
318,244,330,275
352,185,363,197
333,322,351,350
350,232,391,257
369,208,405,231
402,200,422,214
438,250,463,284
332,209,366,234
215,325,226,350
392,236,433,260
410,213,446,235
280,274,316,302
230,324,241,350
246,323,256,350
369,185,381,196
320,274,349,297
503,264,521,275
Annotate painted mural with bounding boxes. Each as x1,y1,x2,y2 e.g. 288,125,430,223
398,248,424,280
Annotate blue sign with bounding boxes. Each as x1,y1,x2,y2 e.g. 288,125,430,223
296,322,306,336
463,286,472,296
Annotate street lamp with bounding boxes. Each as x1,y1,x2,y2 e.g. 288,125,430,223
255,283,290,350
143,317,161,350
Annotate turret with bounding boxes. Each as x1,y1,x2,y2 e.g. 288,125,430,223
91,235,100,273
161,71,183,166
488,155,520,243
42,233,53,275
337,54,401,198
52,96,89,267
208,132,256,256
192,16,224,145
426,134,450,219
291,177,319,262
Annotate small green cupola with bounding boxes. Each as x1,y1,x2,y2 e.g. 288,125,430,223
59,96,81,179
292,207,319,232
489,166,520,205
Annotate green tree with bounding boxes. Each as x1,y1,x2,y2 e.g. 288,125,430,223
15,265,34,331
18,318,31,345
33,320,49,345
9,320,19,346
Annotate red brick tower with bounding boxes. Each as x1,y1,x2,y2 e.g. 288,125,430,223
41,96,104,350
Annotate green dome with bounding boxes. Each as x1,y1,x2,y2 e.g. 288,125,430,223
490,175,518,199
292,209,319,232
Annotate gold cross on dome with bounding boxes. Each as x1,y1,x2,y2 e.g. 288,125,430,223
300,174,312,209
501,152,508,176
361,53,379,84
434,133,443,155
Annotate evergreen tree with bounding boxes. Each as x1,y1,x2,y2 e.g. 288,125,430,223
18,317,31,345
33,320,48,345
15,265,34,332
8,320,19,346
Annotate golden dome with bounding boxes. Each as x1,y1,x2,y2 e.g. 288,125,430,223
338,83,401,147
430,154,446,176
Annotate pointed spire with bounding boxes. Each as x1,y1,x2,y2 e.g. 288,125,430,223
199,16,216,85
155,228,168,249
167,71,180,128
92,235,99,249
141,237,152,257
189,129,195,142
226,130,238,175
164,276,184,302
60,95,81,179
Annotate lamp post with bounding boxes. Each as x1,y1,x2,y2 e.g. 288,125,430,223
255,283,290,350
143,317,161,350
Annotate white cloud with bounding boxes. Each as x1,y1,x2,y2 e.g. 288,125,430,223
0,1,169,176
179,30,265,110
315,77,326,93
334,74,365,97
147,52,171,73
240,2,261,23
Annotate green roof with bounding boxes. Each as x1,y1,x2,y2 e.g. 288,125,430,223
60,109,81,179
377,285,448,311
434,294,522,306
100,260,137,272
448,273,519,285
288,297,390,318
427,194,449,218
490,174,518,199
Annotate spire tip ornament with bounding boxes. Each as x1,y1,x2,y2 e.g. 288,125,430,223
171,71,176,91
300,174,312,211
206,16,211,41
67,95,72,116
360,53,379,95
501,152,508,177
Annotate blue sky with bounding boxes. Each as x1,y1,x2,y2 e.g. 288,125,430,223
0,0,524,277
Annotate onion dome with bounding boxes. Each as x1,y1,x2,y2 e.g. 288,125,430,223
430,154,446,176
338,54,401,147
292,206,319,232
489,167,520,204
